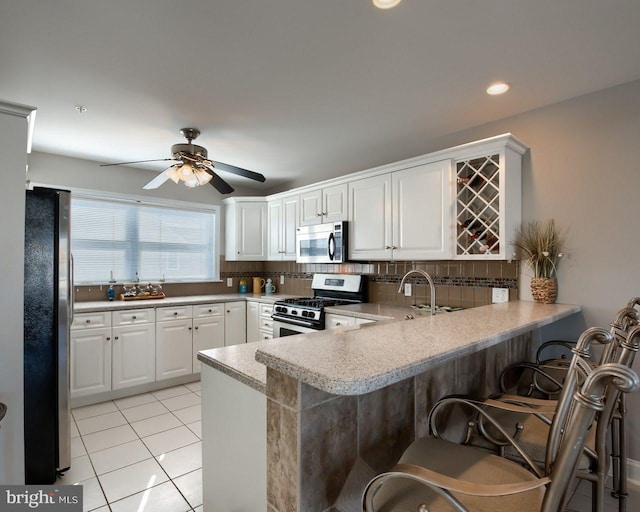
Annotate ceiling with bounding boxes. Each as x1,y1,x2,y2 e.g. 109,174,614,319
2,0,640,194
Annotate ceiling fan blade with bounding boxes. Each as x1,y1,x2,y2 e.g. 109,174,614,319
210,160,266,183
100,158,177,167
201,168,234,194
143,170,171,190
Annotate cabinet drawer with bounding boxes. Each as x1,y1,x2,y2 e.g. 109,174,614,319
156,305,193,321
259,303,274,316
258,328,273,341
193,303,224,318
260,317,273,330
72,311,111,330
112,308,155,326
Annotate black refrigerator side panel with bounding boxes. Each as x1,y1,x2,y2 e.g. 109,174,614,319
24,189,58,484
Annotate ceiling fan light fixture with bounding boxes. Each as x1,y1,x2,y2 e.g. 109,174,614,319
195,168,213,185
165,166,181,184
373,0,402,9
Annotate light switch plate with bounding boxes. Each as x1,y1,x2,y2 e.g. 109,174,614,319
492,288,509,303
404,283,412,296
280,275,285,285
226,278,233,287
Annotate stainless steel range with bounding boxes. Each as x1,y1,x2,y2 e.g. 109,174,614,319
272,274,366,336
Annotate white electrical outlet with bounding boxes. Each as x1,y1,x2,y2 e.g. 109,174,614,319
280,275,285,285
404,283,412,296
492,288,509,303
226,278,233,287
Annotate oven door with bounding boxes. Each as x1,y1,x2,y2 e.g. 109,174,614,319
272,319,320,338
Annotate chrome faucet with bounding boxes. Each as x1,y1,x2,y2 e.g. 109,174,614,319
398,269,436,315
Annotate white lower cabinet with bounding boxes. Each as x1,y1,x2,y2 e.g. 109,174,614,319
70,326,112,397
246,301,260,342
325,313,374,330
71,308,155,398
224,301,247,346
156,304,226,377
112,323,155,389
193,315,225,373
156,318,194,380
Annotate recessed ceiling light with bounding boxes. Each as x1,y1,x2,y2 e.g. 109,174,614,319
74,105,87,114
486,82,510,95
373,0,402,9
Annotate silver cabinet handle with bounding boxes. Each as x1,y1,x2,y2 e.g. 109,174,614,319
106,336,111,341
114,336,119,341
174,312,178,315
188,326,192,331
194,326,199,330
86,319,91,324
132,315,137,320
316,213,322,217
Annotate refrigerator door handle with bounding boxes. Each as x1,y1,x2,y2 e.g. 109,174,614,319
69,253,74,326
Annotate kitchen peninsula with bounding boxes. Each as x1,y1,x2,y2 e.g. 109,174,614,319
198,300,580,512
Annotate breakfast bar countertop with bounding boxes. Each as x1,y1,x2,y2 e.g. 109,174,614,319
254,301,580,395
199,300,580,396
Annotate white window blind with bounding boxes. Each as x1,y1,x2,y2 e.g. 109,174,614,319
71,197,217,284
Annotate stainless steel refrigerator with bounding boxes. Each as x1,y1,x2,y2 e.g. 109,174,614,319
24,187,72,484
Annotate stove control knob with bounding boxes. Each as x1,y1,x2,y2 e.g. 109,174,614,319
307,311,315,319
301,311,308,317
291,310,298,315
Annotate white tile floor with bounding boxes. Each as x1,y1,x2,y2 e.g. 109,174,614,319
58,382,203,512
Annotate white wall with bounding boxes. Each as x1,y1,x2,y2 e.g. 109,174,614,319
0,101,33,484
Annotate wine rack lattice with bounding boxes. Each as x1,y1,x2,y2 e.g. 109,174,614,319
456,154,500,255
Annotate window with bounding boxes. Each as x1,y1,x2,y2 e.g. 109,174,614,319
71,196,218,284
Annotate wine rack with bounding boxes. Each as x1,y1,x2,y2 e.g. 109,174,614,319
456,154,501,256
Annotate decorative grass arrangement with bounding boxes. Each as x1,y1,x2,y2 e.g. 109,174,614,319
514,220,565,278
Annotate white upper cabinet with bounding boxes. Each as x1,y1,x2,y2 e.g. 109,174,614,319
225,199,267,261
348,173,393,260
226,134,527,261
349,160,453,260
453,141,525,259
299,183,348,226
267,194,299,260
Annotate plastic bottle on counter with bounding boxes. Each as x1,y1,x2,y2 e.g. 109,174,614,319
107,284,116,301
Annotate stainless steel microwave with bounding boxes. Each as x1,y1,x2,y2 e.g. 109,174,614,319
296,221,347,264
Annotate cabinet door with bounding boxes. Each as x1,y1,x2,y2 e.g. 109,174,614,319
267,200,283,260
348,174,393,260
246,301,261,343
234,202,267,260
323,183,348,223
325,314,356,329
392,160,453,260
155,319,193,381
70,327,112,398
112,323,155,389
193,316,225,373
225,301,247,346
282,195,299,260
299,189,322,226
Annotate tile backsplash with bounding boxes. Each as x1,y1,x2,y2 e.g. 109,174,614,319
76,258,518,309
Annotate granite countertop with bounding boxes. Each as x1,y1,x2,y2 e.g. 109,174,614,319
74,293,301,312
254,301,580,396
324,303,411,321
198,342,269,394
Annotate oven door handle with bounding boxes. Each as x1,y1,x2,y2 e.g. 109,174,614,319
272,314,318,329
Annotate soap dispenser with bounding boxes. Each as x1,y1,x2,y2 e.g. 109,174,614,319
107,284,116,301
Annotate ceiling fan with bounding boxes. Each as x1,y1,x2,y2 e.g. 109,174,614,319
100,128,266,194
